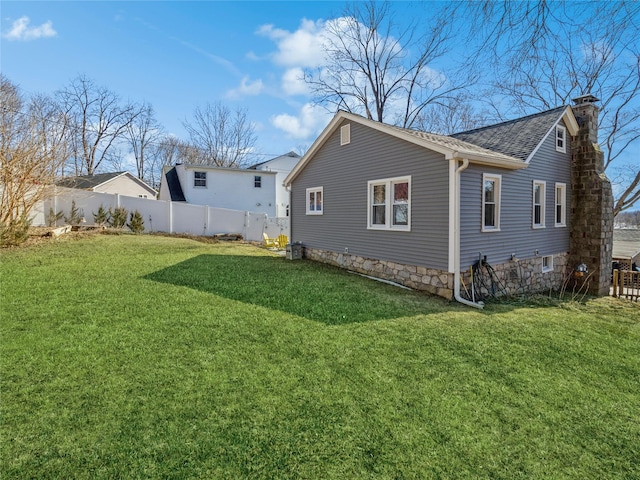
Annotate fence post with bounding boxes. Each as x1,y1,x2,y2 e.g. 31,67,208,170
168,201,173,234
613,269,619,298
204,205,209,236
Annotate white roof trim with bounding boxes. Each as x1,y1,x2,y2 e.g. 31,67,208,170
182,164,277,175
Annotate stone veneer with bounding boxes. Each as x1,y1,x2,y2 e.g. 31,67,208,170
303,247,570,300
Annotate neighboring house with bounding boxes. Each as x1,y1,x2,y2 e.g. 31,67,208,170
613,229,640,270
284,95,613,306
159,163,278,217
158,152,301,218
248,151,301,217
56,171,157,198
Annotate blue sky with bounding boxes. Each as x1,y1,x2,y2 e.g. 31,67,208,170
2,0,638,189
1,1,363,161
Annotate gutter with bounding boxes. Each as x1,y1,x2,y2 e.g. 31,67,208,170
451,157,484,309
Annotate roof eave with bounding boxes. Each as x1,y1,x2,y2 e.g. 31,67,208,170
447,152,528,170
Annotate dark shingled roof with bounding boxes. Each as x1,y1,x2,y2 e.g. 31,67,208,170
164,167,186,202
451,106,567,162
56,172,127,190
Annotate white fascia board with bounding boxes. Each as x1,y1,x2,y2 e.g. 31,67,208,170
184,164,276,175
447,151,528,170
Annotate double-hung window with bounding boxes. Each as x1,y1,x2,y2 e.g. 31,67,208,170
482,174,501,231
533,180,546,228
556,125,566,153
306,187,323,215
555,182,566,227
194,171,207,188
367,176,411,231
254,175,262,188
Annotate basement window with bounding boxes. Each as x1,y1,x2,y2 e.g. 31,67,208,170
542,255,554,273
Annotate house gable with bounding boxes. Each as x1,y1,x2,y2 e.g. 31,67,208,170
284,111,525,188
452,106,578,163
160,163,278,216
56,171,156,197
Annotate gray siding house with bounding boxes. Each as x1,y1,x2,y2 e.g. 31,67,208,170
284,96,613,306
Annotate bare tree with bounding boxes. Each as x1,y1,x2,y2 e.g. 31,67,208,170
1,75,70,243
57,75,141,175
144,136,206,189
414,95,486,135
125,102,163,182
304,0,470,129
182,102,257,168
463,0,640,214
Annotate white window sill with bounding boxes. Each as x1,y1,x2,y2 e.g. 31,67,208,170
367,225,411,232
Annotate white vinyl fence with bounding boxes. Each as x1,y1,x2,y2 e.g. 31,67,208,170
36,188,272,242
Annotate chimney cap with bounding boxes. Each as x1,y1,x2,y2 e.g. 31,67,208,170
572,94,600,105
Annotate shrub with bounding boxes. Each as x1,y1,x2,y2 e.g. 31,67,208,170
127,210,145,234
46,207,64,227
0,217,32,247
93,205,109,225
64,200,84,225
108,207,128,228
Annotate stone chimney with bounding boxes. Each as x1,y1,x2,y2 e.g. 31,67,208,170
569,94,614,295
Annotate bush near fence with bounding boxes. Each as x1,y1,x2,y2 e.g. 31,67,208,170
37,188,269,242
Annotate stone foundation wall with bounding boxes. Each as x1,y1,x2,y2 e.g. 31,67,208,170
303,247,570,300
460,253,570,298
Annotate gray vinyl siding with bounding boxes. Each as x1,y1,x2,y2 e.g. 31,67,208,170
459,122,572,268
291,120,450,270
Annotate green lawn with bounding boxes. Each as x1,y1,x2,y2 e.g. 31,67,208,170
1,234,639,479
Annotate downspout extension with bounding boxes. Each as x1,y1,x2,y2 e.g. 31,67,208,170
453,158,484,309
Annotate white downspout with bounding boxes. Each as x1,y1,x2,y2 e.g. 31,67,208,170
452,158,484,309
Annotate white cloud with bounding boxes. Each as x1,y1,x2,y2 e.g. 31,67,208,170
227,76,264,98
271,103,331,140
281,68,309,96
257,19,327,68
3,16,57,41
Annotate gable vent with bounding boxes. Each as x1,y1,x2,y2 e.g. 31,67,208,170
340,124,351,145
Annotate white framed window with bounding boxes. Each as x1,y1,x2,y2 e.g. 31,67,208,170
556,125,566,153
194,171,207,187
254,175,262,188
306,187,323,215
542,255,554,273
340,124,351,145
367,176,411,231
555,183,566,227
482,174,501,232
533,180,546,228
